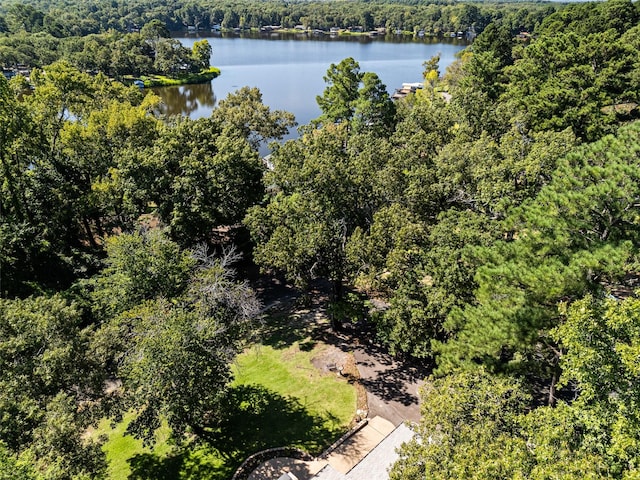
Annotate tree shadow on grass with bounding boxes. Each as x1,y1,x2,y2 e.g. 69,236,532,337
260,314,321,350
127,453,183,480
128,450,232,480
208,384,340,460
259,314,309,349
127,385,340,479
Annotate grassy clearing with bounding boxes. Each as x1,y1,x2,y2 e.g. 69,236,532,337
123,67,220,88
96,311,356,478
229,341,356,454
234,342,356,435
141,67,220,87
92,412,174,479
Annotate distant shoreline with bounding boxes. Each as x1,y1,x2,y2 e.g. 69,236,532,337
173,27,472,43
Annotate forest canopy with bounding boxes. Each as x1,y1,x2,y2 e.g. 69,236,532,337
0,0,553,36
1,0,640,478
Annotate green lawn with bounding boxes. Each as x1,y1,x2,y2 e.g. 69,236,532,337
122,67,220,88
96,315,356,478
92,413,168,479
233,342,356,441
140,67,220,87
229,341,357,454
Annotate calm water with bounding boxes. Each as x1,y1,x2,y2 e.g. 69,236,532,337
155,33,466,145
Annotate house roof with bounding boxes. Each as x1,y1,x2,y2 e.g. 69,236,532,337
310,422,414,480
343,423,413,480
312,465,346,480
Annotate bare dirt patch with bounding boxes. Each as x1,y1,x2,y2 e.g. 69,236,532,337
310,345,368,422
311,344,350,373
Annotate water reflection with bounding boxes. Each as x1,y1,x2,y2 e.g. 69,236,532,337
175,30,468,47
153,82,216,118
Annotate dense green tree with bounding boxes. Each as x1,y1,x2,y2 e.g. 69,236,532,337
346,67,576,357
93,235,260,444
150,118,255,244
191,38,212,70
246,124,351,293
462,22,514,104
0,63,157,296
154,38,193,74
246,115,394,313
0,75,33,226
431,126,576,217
391,371,531,480
536,0,638,37
144,88,291,246
140,19,170,63
393,292,640,479
2,64,291,294
221,8,240,29
352,72,396,136
0,0,553,37
0,71,72,296
109,33,154,77
518,402,612,479
553,294,640,475
177,2,209,30
346,204,424,294
0,441,35,480
368,210,500,358
57,93,161,239
392,369,620,479
503,28,639,141
0,296,106,478
211,86,295,150
140,18,170,41
436,121,640,380
314,58,396,135
6,4,45,33
315,57,362,126
91,229,195,319
471,22,513,70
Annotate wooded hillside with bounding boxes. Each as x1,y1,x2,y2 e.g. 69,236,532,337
1,0,639,478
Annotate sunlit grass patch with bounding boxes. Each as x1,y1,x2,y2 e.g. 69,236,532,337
140,68,220,87
233,342,356,444
92,412,172,479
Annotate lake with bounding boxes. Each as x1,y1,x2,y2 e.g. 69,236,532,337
155,33,466,146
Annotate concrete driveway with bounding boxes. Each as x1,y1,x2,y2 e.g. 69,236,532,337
351,343,425,425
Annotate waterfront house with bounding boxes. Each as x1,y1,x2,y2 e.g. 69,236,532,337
391,82,423,101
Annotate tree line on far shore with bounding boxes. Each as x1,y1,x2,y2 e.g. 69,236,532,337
0,0,552,38
1,19,211,79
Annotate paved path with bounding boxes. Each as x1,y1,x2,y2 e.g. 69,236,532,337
322,416,395,473
351,343,424,425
